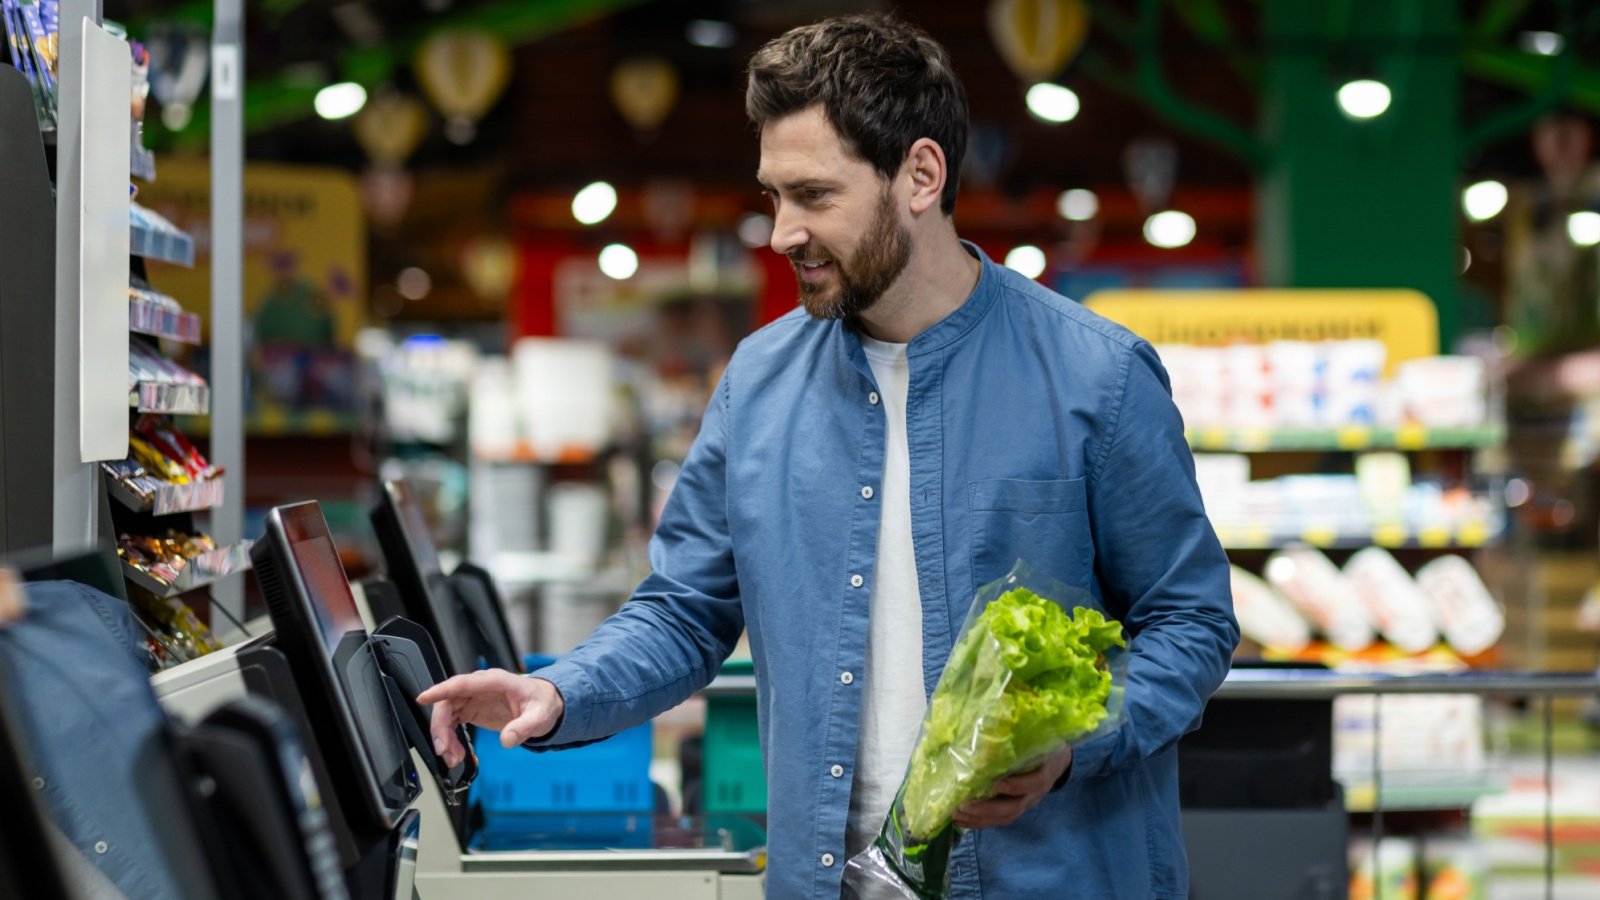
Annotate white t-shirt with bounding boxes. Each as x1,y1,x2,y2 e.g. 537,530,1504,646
845,336,928,860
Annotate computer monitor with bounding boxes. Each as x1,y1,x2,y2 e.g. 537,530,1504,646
252,501,420,836
371,480,519,675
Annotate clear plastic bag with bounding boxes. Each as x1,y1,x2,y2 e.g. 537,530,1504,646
843,559,1129,899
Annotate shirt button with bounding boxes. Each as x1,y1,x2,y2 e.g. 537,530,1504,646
860,485,874,500
821,853,835,867
31,777,44,790
840,671,854,685
850,574,864,588
868,392,880,405
831,764,844,778
94,841,109,855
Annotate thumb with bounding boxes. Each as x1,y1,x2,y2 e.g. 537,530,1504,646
500,702,555,748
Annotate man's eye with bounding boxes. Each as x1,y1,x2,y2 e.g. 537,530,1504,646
803,189,828,201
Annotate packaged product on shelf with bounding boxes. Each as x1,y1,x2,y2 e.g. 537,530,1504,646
117,530,217,587
1321,339,1385,427
1228,564,1312,652
125,581,224,666
1266,340,1323,427
135,415,220,480
1420,837,1486,900
1397,356,1488,429
1356,453,1412,526
1221,343,1273,428
1264,546,1374,650
1350,836,1421,900
1414,555,1505,656
1343,548,1440,654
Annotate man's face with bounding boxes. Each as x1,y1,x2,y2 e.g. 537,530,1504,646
758,106,912,321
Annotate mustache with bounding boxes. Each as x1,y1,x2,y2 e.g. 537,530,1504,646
788,245,832,265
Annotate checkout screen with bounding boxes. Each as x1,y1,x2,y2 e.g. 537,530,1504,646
282,516,416,811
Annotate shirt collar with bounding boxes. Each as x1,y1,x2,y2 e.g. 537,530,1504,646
904,240,999,357
839,240,999,369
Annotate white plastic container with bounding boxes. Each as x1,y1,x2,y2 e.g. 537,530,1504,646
1414,555,1504,656
1342,547,1439,653
1229,565,1312,652
1265,546,1375,651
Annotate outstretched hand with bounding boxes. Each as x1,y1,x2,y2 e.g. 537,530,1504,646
951,745,1072,830
417,669,565,767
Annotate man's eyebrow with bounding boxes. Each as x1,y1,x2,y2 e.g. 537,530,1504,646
755,175,844,192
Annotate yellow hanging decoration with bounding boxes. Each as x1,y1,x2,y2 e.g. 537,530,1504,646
459,235,520,301
987,0,1090,82
415,28,512,144
609,57,679,132
352,92,428,167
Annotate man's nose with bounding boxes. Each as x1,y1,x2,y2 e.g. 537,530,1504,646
770,204,808,256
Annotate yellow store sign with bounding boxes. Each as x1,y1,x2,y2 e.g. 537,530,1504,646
1084,289,1438,377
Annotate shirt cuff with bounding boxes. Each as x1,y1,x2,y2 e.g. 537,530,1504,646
1063,729,1121,786
523,661,595,747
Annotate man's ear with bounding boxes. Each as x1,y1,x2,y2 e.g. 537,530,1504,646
904,138,948,215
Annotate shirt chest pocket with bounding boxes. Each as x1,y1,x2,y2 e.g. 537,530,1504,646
968,477,1095,594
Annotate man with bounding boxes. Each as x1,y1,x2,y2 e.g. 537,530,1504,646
421,13,1236,898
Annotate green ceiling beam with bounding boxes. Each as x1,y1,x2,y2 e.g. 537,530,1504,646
1464,46,1600,117
1134,0,1268,168
148,0,648,150
1470,0,1532,41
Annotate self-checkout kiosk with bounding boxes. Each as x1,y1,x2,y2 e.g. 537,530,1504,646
152,501,468,900
367,479,767,900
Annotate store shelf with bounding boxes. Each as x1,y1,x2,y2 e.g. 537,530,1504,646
129,295,202,344
105,472,223,516
121,540,253,598
130,382,210,415
1214,521,1496,550
130,217,195,267
1340,772,1507,813
1186,424,1504,452
187,408,360,436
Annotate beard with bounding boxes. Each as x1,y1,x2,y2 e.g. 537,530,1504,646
793,187,912,321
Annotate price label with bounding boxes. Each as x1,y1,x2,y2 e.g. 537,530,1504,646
1395,423,1427,450
1302,526,1337,547
1336,426,1372,450
1372,523,1408,547
1418,526,1451,548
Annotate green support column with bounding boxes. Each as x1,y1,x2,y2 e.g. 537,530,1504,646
1259,0,1463,349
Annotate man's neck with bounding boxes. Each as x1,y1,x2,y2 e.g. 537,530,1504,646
854,227,981,344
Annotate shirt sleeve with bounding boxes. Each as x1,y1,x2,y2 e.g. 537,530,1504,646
1067,340,1238,783
530,368,743,748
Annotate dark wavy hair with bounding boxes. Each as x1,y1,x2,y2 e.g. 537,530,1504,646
746,13,969,215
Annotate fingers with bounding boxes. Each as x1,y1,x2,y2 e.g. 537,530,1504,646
953,793,1034,830
417,668,509,705
429,699,466,768
991,765,1053,797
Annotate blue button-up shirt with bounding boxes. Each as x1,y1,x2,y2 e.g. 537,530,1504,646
535,245,1238,899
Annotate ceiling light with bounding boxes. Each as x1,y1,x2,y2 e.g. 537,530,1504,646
314,82,367,120
599,243,639,280
572,181,618,226
1025,83,1079,124
1460,247,1472,273
737,213,773,249
1057,188,1099,222
1518,31,1563,56
1568,211,1600,247
686,19,736,49
1336,79,1391,120
1004,245,1047,279
1143,210,1196,249
397,267,431,300
1462,180,1508,222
